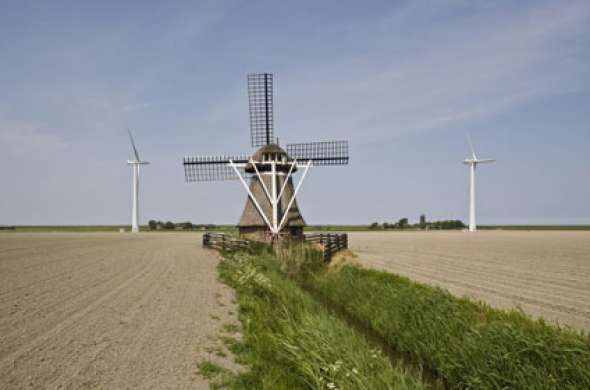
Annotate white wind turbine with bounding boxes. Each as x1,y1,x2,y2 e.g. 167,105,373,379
463,135,495,232
127,129,149,233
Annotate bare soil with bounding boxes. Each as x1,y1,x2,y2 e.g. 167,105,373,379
0,232,238,389
350,231,590,331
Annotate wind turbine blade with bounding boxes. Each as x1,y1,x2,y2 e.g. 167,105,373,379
477,159,496,164
467,133,477,160
128,129,141,161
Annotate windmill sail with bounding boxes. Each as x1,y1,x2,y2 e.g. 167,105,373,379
182,72,350,243
183,155,251,182
286,141,349,165
248,73,274,147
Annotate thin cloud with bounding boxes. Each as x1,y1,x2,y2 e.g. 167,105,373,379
0,122,67,158
273,1,590,144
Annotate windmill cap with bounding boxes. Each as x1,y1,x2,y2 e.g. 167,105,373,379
246,143,296,173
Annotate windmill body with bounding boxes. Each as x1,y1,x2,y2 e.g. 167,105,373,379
127,130,149,233
463,136,495,232
183,73,349,243
237,144,306,241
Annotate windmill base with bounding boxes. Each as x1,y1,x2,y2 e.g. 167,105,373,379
239,226,304,244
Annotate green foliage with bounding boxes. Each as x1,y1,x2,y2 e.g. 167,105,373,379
215,252,427,389
277,243,324,281
197,361,235,389
311,265,590,389
369,222,380,230
146,220,236,232
397,218,409,229
427,220,466,230
355,218,466,231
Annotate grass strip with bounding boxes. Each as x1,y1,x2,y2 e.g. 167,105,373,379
309,264,590,389
210,250,428,389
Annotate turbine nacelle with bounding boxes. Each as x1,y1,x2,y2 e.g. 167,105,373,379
463,158,495,165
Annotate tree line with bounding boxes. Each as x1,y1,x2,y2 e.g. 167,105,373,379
369,215,466,230
147,220,218,231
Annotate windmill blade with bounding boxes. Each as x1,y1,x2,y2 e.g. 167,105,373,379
183,155,251,182
128,129,141,161
248,73,274,147
477,159,496,164
467,133,477,160
286,140,349,166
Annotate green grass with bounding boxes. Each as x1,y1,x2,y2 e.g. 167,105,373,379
306,225,590,232
197,361,235,389
6,224,238,233
6,224,589,233
479,225,590,231
309,265,590,389
9,225,133,232
210,249,428,389
203,243,590,389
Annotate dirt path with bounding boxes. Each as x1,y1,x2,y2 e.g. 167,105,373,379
350,231,590,331
0,232,237,389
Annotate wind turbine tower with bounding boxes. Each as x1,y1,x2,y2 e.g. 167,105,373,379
463,135,495,232
127,130,149,233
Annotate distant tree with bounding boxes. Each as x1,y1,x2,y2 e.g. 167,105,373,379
419,214,427,229
164,221,175,230
397,218,409,229
429,219,466,230
383,222,390,229
148,220,157,230
181,222,193,230
369,222,380,230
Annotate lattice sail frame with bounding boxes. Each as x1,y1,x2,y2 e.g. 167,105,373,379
286,140,349,165
248,73,274,147
183,155,250,182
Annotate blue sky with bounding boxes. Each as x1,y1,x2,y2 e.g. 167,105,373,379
1,0,589,225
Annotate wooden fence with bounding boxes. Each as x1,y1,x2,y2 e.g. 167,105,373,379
304,233,348,262
202,232,250,252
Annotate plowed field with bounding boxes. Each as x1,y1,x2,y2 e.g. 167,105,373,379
350,231,590,331
0,233,235,389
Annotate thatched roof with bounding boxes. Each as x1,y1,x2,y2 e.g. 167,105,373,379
238,174,305,228
251,143,287,161
246,144,296,174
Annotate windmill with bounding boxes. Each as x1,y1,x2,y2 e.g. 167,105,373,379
183,73,349,243
463,135,495,232
127,129,150,233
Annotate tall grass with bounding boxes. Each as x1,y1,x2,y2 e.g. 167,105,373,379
310,265,590,389
215,251,427,389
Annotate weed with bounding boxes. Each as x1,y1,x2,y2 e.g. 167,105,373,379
222,323,240,334
214,251,427,389
196,361,235,389
311,265,590,389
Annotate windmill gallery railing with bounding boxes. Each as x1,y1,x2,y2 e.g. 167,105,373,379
202,233,251,252
304,233,348,262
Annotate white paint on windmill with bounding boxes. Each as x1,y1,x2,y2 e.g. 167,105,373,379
181,72,349,244
127,129,150,233
463,134,495,232
230,144,311,242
